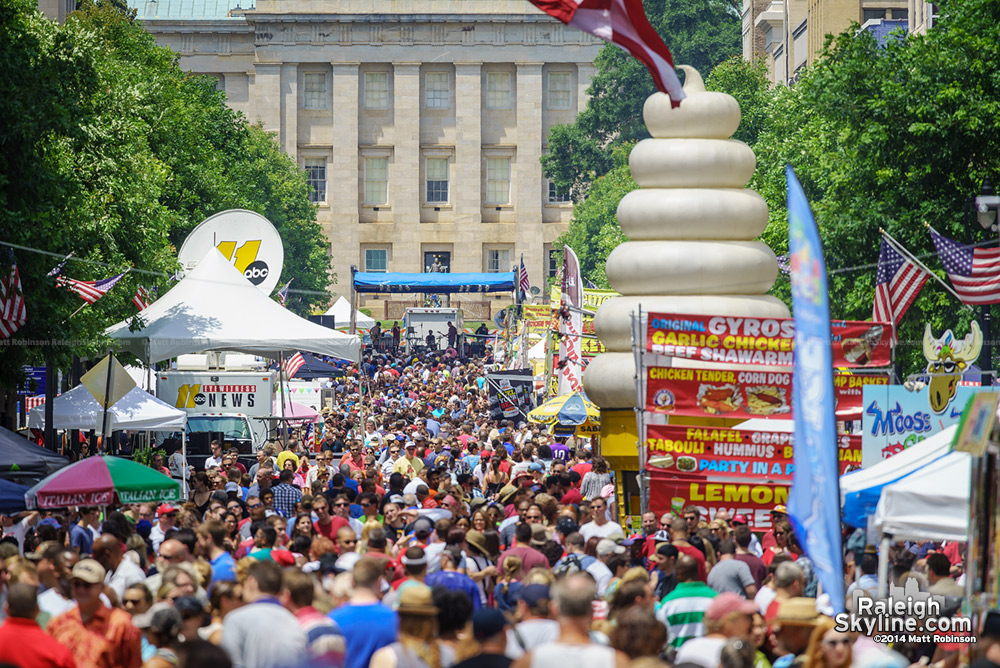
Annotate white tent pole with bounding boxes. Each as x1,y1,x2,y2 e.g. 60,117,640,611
350,265,358,335
877,535,891,598
279,353,288,450
181,431,188,500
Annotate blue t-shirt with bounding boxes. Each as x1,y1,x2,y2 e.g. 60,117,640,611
329,602,398,668
210,552,237,588
425,571,483,611
70,524,93,555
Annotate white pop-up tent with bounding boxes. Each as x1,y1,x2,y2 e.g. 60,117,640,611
873,450,970,542
325,296,376,330
27,384,187,431
106,249,360,363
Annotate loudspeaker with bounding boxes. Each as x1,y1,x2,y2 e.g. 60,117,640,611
308,315,336,330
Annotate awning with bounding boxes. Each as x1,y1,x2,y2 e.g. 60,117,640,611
352,271,516,294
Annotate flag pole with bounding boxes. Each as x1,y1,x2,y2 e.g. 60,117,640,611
881,227,974,312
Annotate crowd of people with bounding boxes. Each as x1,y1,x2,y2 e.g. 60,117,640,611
0,346,982,668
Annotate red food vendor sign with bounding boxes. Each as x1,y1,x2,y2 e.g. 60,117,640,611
646,314,891,368
644,365,888,420
645,425,862,530
645,425,862,480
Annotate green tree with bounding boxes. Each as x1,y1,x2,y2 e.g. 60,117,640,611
541,0,741,197
0,0,329,426
751,0,1000,373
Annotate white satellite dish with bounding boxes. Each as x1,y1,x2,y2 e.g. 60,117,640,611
177,210,284,294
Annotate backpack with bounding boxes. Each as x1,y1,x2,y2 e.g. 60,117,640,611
553,553,585,578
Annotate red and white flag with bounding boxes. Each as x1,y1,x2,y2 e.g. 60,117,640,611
930,228,1000,304
872,237,927,325
0,260,26,340
57,270,129,304
282,352,305,379
133,286,153,311
528,0,685,106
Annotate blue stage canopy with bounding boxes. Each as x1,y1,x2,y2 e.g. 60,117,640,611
353,271,516,294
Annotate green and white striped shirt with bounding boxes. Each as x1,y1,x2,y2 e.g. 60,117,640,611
656,581,718,648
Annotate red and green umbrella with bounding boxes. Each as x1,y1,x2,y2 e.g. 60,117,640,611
25,455,181,509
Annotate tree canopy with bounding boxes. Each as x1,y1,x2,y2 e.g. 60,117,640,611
540,0,742,199
0,0,329,418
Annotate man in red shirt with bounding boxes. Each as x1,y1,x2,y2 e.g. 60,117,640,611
498,523,550,573
668,517,707,582
0,583,77,668
47,559,142,668
338,440,366,473
312,496,350,541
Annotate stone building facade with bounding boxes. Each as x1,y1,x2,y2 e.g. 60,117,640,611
121,0,601,313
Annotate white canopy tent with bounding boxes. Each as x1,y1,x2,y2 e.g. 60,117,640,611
106,249,360,363
325,296,375,330
27,385,186,431
873,450,970,542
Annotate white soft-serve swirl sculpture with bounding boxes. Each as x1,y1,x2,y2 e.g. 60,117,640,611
583,66,790,409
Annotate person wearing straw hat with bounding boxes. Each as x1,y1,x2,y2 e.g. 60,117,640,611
370,584,456,668
770,597,820,668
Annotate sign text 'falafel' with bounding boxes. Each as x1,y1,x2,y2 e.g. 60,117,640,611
646,314,892,368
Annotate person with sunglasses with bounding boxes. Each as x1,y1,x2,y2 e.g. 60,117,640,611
763,520,796,568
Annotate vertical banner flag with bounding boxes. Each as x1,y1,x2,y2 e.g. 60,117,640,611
558,245,584,395
786,166,845,615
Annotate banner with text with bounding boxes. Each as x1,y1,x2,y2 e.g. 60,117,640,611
487,369,535,422
861,384,981,467
648,474,789,530
645,425,862,482
646,314,891,368
645,365,890,420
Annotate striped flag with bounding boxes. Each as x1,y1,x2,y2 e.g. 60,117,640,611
929,228,1000,304
527,0,685,106
872,237,928,324
57,271,129,304
282,352,305,379
46,252,73,277
277,279,292,307
518,255,530,298
0,260,27,340
133,286,153,311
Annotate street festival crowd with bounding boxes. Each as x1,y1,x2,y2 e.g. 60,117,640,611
0,344,983,668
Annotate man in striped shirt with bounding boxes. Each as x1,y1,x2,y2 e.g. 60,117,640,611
656,554,717,649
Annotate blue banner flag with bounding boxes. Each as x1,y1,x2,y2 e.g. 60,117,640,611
786,166,845,614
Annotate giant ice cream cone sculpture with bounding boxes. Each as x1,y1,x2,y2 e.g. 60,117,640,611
583,66,790,409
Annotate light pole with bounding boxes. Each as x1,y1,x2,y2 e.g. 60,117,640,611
967,178,999,385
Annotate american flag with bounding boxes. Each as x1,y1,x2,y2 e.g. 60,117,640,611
872,237,928,324
527,0,684,106
930,228,1000,304
133,286,153,311
57,271,129,304
277,279,292,307
0,260,26,340
518,255,530,298
282,352,305,379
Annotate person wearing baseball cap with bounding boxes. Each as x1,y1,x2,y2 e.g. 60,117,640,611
454,608,512,668
761,504,788,552
150,504,179,554
48,558,143,668
588,539,627,597
674,592,757,668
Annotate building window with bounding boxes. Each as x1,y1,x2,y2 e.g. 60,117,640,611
426,158,449,203
486,248,511,273
548,181,570,203
548,249,560,278
365,249,387,273
364,72,388,109
486,72,511,109
425,251,451,273
364,157,388,205
547,71,572,109
304,158,326,203
303,73,327,109
486,157,511,205
425,72,450,109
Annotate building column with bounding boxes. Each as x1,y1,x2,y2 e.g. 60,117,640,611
392,63,422,273
331,63,360,292
515,63,544,285
577,63,595,112
252,63,282,136
453,62,483,274
280,63,298,158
